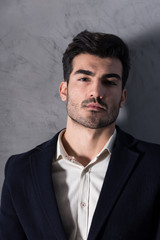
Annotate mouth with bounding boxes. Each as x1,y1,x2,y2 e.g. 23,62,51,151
85,103,106,111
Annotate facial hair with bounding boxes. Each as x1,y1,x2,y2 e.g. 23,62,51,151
67,95,121,129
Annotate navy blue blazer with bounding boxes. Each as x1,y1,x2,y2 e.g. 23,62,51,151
0,127,160,240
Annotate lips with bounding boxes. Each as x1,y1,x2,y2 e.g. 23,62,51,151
85,103,106,111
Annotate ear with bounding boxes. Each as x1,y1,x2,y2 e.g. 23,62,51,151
59,81,67,101
120,89,127,108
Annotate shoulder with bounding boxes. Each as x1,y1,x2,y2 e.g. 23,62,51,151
117,125,160,146
4,131,60,181
116,126,160,159
115,127,160,185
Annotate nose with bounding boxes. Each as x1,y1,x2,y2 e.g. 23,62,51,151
89,81,104,99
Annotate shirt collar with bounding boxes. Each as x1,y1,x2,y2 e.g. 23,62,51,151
56,129,117,161
97,129,117,157
56,129,67,161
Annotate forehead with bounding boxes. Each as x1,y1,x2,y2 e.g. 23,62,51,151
72,53,122,75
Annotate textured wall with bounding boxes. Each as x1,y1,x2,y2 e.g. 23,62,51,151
0,0,160,192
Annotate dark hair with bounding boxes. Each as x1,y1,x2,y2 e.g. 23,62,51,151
62,30,130,89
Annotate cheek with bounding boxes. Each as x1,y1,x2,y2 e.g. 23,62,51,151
67,91,82,105
105,89,120,99
68,85,86,100
105,91,123,106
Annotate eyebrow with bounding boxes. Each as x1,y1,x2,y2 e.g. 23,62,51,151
74,69,95,76
74,69,121,80
102,73,121,80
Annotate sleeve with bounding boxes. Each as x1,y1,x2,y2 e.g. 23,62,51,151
0,160,27,240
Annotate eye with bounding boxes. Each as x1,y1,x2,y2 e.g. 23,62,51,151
78,77,89,82
103,80,117,86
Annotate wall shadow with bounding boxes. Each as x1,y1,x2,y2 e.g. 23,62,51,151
119,27,160,144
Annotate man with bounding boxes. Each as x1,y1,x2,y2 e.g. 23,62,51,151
0,30,160,240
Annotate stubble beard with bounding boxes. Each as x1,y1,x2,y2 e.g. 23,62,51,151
67,96,121,129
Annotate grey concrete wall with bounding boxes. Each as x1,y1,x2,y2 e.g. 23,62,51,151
0,0,160,192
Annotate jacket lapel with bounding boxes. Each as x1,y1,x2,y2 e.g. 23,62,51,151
30,132,67,240
88,128,140,240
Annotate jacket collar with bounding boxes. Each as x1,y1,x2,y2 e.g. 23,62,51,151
30,131,67,240
88,127,141,240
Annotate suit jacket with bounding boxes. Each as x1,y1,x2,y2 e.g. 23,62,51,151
0,127,160,240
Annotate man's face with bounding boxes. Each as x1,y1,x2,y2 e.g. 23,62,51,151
60,53,126,129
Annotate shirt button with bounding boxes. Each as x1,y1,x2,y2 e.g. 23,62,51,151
80,202,86,208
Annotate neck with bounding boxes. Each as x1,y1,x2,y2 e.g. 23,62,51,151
62,117,115,166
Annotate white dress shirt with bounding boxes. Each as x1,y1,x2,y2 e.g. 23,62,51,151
52,129,116,240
